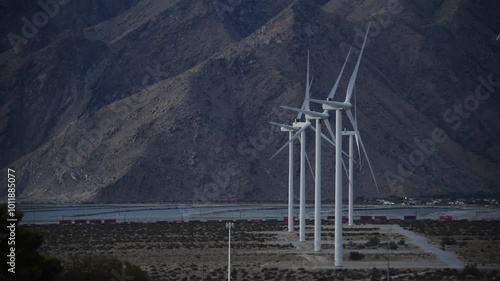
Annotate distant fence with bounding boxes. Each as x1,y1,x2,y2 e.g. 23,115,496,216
59,219,116,225
51,215,497,226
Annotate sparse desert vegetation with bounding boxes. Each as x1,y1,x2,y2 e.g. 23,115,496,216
398,221,500,267
27,220,500,280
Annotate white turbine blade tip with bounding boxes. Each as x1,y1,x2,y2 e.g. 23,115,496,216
328,47,352,100
345,24,370,104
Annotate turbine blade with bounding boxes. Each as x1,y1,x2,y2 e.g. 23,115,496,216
305,152,315,181
269,121,296,131
328,47,352,100
297,137,316,180
324,119,337,145
354,86,358,124
305,50,310,110
342,156,350,181
270,124,310,160
346,109,380,195
308,119,354,161
298,64,315,119
297,100,306,119
308,98,347,109
358,135,380,195
346,110,362,167
309,125,335,147
345,22,370,104
281,106,328,119
354,86,363,169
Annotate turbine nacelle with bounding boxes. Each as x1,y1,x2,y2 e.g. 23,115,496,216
292,120,309,128
269,121,297,132
281,106,329,119
308,99,352,111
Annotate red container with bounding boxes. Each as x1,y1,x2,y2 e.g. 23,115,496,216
439,216,452,221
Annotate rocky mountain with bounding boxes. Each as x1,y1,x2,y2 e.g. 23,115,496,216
0,0,499,203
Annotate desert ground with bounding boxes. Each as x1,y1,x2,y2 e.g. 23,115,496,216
30,220,500,280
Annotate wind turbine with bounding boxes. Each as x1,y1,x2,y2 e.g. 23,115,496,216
344,87,371,227
269,123,296,233
270,52,315,241
279,106,330,252
272,48,361,252
309,23,379,267
269,121,315,233
273,48,361,252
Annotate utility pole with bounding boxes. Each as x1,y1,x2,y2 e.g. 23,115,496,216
226,222,234,281
199,245,206,280
384,242,390,281
387,247,390,281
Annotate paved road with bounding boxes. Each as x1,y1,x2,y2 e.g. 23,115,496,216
391,224,464,269
275,224,465,269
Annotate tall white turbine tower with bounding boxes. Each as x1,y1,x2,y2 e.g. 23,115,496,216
270,52,315,241
344,87,379,226
269,121,315,233
343,129,356,226
309,23,380,267
269,123,296,232
280,106,329,252
226,222,234,280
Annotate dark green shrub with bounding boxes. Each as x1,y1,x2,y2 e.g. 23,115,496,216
365,236,380,247
349,251,365,261
441,236,457,246
386,241,398,250
462,262,479,275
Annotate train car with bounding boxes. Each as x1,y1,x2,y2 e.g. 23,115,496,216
439,215,452,221
59,220,72,225
404,215,417,221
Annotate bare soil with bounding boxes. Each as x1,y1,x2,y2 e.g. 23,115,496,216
29,221,500,280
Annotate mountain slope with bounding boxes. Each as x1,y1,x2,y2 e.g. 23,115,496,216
0,0,499,203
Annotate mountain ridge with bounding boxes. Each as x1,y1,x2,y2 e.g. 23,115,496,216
0,0,499,203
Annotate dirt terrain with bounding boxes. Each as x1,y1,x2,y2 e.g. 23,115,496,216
30,221,500,280
397,220,500,269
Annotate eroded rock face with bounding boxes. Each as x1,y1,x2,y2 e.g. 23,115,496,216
0,0,499,203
